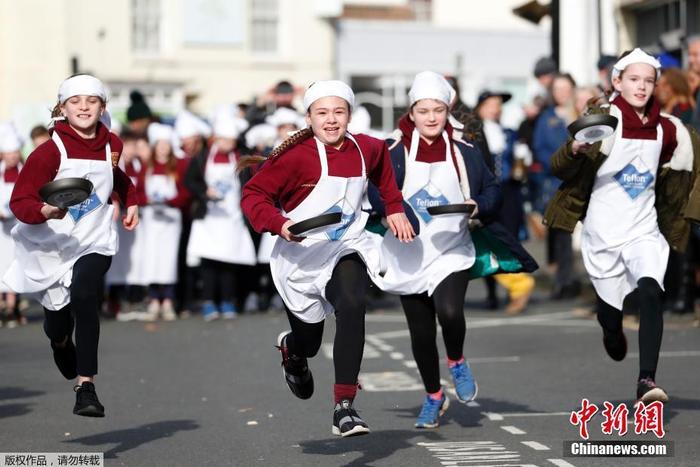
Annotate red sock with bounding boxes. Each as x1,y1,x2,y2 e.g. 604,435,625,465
428,388,443,401
447,356,465,368
334,383,358,404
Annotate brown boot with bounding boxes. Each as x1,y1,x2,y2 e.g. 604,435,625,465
505,294,530,315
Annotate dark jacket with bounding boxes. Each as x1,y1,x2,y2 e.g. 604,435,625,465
543,104,700,253
368,138,538,277
184,146,249,221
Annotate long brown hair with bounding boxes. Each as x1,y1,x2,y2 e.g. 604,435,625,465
147,141,179,179
237,127,313,172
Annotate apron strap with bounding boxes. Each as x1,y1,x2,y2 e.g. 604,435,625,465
51,132,68,161
344,133,366,177
314,137,329,178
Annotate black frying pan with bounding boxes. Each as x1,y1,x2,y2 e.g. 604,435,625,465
39,178,94,210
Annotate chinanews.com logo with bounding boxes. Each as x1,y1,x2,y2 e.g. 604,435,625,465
565,398,673,458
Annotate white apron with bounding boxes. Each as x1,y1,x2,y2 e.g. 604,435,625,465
0,162,18,292
106,159,146,286
374,130,475,295
257,233,276,264
3,132,117,310
140,171,181,284
270,134,384,323
187,146,256,266
581,116,668,309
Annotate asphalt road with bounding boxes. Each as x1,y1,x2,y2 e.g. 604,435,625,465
1,285,698,467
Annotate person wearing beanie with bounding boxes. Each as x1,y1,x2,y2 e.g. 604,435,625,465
3,74,139,417
126,90,153,136
241,80,415,437
370,72,536,428
544,48,700,405
185,113,256,321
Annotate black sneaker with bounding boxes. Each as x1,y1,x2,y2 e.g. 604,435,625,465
636,378,669,404
332,399,370,437
73,382,105,417
276,331,314,400
602,329,627,361
51,339,78,380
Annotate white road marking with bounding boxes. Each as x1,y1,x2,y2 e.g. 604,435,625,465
521,441,551,451
547,459,577,467
502,412,571,418
501,426,526,435
359,371,424,391
390,352,404,360
403,360,417,368
628,350,700,358
466,401,480,407
483,412,505,421
418,441,532,466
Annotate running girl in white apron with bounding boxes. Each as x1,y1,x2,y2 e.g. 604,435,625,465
2,74,139,417
374,72,495,428
546,49,700,404
186,115,256,321
0,124,24,327
140,123,191,321
241,80,415,437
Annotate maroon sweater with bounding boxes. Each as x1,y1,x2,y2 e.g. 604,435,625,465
242,133,404,235
10,121,138,224
3,165,20,183
138,159,192,210
398,115,461,174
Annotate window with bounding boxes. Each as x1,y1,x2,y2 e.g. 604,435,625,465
410,0,432,22
131,0,161,52
251,0,279,53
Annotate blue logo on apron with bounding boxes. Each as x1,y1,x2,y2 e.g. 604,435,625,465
613,164,654,199
68,192,102,223
324,205,355,241
214,180,233,198
408,188,448,223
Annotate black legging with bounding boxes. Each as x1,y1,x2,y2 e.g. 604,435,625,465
285,253,368,385
400,269,470,394
43,253,112,377
200,258,236,303
596,277,663,380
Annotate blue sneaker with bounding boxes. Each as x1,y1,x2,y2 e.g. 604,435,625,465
220,302,238,320
415,393,449,428
449,360,478,402
202,301,220,322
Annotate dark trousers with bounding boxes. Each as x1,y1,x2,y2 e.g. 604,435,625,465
43,253,111,376
400,269,470,393
285,254,368,385
597,277,664,379
200,258,236,303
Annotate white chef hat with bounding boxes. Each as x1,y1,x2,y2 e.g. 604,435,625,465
175,110,212,139
245,123,277,149
302,80,355,112
58,74,108,104
148,122,175,146
213,115,244,139
265,107,304,128
611,48,662,81
408,71,456,107
347,105,371,134
0,122,23,153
